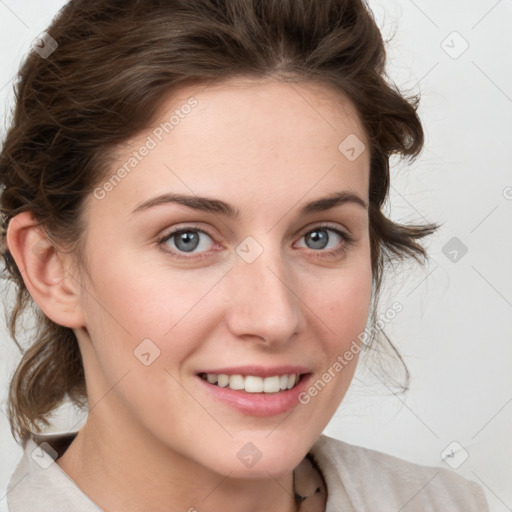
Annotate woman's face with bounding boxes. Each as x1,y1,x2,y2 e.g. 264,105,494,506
74,78,372,477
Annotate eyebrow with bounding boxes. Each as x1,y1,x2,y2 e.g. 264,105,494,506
131,191,368,217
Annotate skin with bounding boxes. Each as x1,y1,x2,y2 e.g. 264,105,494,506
8,78,372,512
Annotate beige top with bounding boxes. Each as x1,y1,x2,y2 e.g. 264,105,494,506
6,432,489,511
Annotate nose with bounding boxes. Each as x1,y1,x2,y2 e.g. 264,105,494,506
224,246,304,347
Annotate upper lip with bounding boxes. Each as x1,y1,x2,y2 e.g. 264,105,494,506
196,365,311,377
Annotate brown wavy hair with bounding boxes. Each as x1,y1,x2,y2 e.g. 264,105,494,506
0,0,439,442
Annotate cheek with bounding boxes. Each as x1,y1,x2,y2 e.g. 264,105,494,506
292,264,372,432
313,263,373,344
78,253,234,397
82,250,224,337
305,260,372,388
77,258,211,429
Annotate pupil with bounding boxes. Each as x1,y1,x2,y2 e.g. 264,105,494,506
307,229,328,250
176,231,199,252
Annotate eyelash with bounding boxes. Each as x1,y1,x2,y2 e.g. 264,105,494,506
157,224,355,262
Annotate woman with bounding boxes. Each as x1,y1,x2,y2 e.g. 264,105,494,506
0,0,490,510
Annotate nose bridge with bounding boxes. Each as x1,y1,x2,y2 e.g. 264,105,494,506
226,240,302,344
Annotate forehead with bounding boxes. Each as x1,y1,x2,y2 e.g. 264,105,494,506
93,78,370,216
161,77,367,155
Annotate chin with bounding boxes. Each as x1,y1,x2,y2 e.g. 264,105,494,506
223,434,314,479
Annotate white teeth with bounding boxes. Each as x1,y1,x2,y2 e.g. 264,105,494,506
263,376,281,393
201,373,300,393
229,374,244,390
217,374,229,387
287,374,296,389
207,374,218,384
244,376,263,393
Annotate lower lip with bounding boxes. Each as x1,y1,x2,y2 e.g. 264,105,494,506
196,374,311,416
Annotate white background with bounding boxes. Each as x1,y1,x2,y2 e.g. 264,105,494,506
1,0,511,510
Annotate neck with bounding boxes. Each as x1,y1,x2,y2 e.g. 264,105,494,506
57,411,298,512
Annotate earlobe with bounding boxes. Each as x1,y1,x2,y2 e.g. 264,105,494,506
6,211,86,328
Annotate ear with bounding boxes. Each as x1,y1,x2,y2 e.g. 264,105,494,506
6,211,86,328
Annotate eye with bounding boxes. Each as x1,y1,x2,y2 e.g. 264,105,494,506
159,227,216,257
295,225,354,257
157,223,354,261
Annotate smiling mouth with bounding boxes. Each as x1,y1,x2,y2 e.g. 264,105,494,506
198,372,305,393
